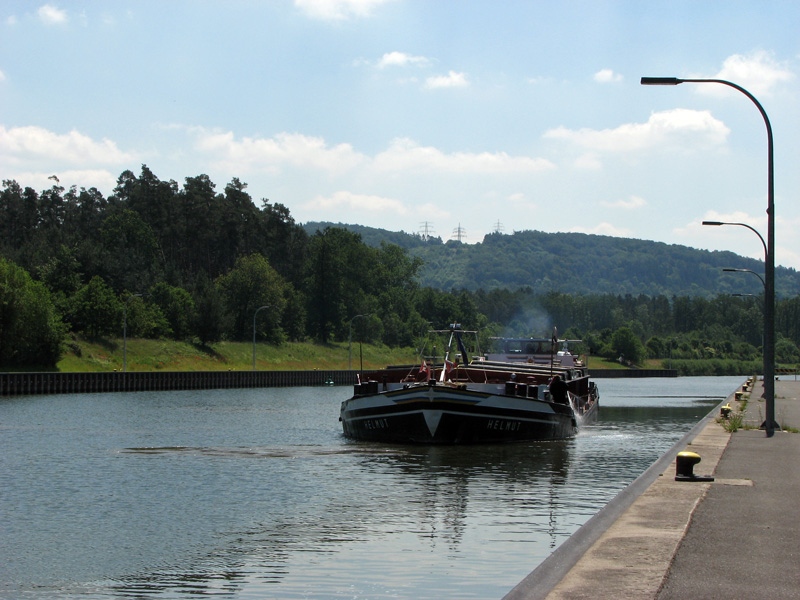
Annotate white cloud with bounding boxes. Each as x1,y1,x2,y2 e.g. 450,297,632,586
294,0,393,20
0,125,133,164
304,190,408,214
0,70,6,83
425,71,469,89
6,170,119,194
377,51,429,69
676,209,767,243
192,130,553,178
416,202,451,221
573,152,602,170
373,138,555,174
544,108,729,152
682,209,800,269
594,69,623,83
568,222,633,237
703,50,795,98
673,209,772,262
505,192,536,213
602,195,647,209
526,76,551,85
194,130,366,174
38,4,67,25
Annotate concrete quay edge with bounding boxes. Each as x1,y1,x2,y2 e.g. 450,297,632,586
503,380,744,600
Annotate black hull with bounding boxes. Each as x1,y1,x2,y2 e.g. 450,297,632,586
340,385,580,444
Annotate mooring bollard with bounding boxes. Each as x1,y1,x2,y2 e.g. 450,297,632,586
675,451,715,482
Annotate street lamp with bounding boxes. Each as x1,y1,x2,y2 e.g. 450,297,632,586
348,313,372,370
702,220,767,260
642,76,777,436
723,267,765,289
123,293,144,372
253,305,275,371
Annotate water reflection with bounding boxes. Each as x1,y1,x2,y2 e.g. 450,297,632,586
102,440,583,599
352,441,575,549
101,441,579,599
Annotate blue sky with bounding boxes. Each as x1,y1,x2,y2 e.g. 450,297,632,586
2,1,799,271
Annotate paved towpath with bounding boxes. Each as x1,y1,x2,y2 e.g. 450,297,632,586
504,378,800,599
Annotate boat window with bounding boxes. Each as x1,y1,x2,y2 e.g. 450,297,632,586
502,340,547,354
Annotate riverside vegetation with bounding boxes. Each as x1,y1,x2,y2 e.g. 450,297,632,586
2,167,799,375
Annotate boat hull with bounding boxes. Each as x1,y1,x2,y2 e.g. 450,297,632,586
340,383,578,444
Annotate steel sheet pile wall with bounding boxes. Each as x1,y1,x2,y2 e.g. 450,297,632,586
0,370,358,395
588,369,677,378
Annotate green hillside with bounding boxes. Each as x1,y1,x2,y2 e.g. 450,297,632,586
304,222,800,298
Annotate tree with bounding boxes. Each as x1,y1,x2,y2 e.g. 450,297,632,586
646,336,666,359
177,174,220,276
0,180,39,254
280,285,307,342
68,276,121,338
149,282,195,340
304,228,368,343
216,254,288,342
98,209,162,293
124,295,170,339
260,199,308,284
610,326,646,366
0,259,65,367
776,338,800,364
192,273,225,345
37,244,82,297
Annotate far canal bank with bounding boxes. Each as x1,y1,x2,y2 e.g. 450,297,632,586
0,368,676,396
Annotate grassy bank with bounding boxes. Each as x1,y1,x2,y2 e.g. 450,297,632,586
13,337,695,374
56,337,419,373
18,338,668,373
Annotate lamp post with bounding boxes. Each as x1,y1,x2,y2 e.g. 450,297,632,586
348,313,371,370
642,76,777,436
123,293,144,373
252,305,274,371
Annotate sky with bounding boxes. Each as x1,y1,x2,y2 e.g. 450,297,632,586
2,1,800,271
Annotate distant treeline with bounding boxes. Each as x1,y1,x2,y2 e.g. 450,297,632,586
2,167,799,371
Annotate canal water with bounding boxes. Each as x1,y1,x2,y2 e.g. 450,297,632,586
0,376,743,599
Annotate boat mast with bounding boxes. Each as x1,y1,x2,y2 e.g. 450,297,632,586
439,326,457,382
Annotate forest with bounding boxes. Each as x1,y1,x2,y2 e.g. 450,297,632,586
2,166,799,373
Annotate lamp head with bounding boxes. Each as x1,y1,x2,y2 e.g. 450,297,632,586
702,221,723,226
641,77,683,86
